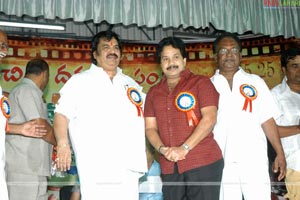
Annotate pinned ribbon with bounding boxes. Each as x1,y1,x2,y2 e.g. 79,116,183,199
240,84,257,112
127,87,143,117
175,92,199,127
1,96,11,132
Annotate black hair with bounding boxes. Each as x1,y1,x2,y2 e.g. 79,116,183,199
213,32,242,54
281,47,300,68
156,37,187,63
25,58,49,75
91,30,122,65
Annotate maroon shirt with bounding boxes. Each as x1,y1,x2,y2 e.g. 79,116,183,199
144,69,222,174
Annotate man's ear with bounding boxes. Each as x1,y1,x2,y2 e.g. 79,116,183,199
214,54,218,63
42,71,48,79
282,66,287,75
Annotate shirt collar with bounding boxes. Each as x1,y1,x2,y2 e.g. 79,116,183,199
90,63,122,76
214,66,242,76
22,78,42,91
280,76,292,93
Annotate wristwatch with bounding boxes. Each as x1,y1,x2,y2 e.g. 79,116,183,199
182,143,191,152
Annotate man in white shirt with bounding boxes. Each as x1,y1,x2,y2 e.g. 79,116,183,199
271,47,300,200
0,29,47,200
53,30,147,200
211,32,286,200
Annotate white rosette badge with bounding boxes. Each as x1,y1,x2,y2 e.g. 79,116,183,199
127,87,143,117
1,96,11,131
175,92,199,127
240,84,257,112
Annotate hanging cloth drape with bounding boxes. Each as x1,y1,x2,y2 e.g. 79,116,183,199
0,0,299,38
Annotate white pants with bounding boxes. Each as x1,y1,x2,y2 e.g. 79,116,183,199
80,170,142,200
0,173,8,200
220,162,271,200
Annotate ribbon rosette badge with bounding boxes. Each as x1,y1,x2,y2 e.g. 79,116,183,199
240,84,257,112
127,87,143,117
1,96,11,131
175,92,199,127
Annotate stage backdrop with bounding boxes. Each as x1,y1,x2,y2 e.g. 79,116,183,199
1,35,299,187
1,35,299,103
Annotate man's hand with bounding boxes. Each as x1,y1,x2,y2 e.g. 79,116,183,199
56,144,72,171
163,146,186,162
21,120,47,137
273,154,286,181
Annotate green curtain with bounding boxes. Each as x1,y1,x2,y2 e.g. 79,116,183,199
0,0,299,38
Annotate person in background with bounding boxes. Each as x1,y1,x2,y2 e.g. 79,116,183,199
210,32,286,200
139,138,163,200
53,30,147,200
0,29,47,200
69,185,81,200
271,47,300,200
5,58,56,200
59,185,81,200
144,36,224,200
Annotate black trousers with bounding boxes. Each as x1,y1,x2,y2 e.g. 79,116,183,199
162,159,224,200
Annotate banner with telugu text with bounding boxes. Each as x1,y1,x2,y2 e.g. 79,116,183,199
1,35,299,103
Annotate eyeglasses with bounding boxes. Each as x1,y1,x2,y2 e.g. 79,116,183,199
218,47,240,55
0,43,9,50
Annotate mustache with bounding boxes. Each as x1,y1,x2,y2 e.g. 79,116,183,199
166,65,179,70
223,58,235,62
0,52,7,58
107,53,118,58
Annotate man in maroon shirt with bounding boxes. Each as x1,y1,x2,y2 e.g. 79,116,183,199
144,36,224,200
